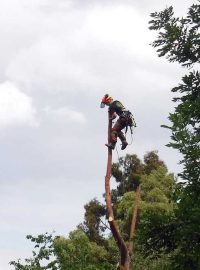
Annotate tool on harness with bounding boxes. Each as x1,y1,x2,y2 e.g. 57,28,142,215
121,110,136,134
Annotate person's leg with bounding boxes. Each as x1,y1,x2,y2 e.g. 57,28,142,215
105,128,117,149
113,118,128,150
118,130,128,150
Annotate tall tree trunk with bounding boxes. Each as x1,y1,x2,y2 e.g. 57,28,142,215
128,184,141,268
105,113,130,269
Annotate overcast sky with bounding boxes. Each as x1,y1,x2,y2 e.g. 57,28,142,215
0,0,196,269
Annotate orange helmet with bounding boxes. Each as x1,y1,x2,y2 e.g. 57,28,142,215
100,94,113,108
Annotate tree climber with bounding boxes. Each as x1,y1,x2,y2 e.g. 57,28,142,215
100,94,136,150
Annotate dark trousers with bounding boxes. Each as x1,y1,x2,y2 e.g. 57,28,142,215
110,117,127,144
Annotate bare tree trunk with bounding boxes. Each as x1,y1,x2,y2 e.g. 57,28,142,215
128,185,141,267
105,113,130,269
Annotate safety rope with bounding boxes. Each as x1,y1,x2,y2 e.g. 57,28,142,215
115,145,121,163
125,126,135,146
126,127,134,146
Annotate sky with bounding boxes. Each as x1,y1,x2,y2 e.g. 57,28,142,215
0,0,195,269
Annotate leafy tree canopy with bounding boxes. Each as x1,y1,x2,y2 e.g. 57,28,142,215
149,1,200,268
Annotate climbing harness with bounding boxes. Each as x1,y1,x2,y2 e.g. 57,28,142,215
111,111,136,149
121,110,136,146
121,110,136,133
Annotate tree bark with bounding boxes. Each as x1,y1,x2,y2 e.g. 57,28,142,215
105,112,130,269
128,185,141,262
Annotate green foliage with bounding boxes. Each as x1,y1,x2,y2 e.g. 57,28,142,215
132,252,172,270
167,71,200,187
78,198,107,245
116,166,176,254
111,151,166,202
150,1,200,269
141,166,175,201
144,151,167,175
54,230,114,270
10,233,58,270
10,230,116,270
149,2,200,67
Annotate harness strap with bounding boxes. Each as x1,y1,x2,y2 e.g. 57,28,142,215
121,110,136,133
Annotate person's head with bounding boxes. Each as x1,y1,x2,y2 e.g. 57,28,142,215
100,94,113,108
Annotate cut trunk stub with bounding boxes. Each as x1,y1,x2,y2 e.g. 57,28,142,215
108,216,114,222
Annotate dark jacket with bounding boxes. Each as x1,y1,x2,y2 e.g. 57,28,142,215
108,100,126,116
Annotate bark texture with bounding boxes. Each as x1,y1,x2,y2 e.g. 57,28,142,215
128,185,141,260
105,113,130,269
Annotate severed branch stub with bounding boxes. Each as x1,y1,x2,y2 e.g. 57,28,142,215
108,216,113,222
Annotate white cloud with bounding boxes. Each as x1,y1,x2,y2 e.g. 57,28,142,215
0,81,38,128
5,5,154,93
6,32,96,92
85,6,152,54
43,106,87,124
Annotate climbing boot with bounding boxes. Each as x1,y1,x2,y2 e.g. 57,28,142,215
121,141,128,150
105,142,116,150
